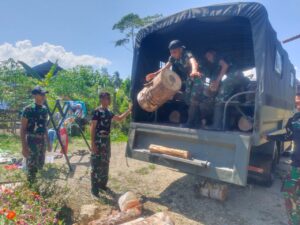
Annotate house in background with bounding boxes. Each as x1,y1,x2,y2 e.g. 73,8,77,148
19,60,63,79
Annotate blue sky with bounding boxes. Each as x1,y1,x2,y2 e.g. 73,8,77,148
0,0,299,78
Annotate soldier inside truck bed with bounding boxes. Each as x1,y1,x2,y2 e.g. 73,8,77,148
146,40,204,128
201,49,250,130
146,40,250,129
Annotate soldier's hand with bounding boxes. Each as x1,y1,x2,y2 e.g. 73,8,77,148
91,144,98,154
145,73,156,82
22,146,29,158
210,80,220,92
190,71,201,77
128,103,133,112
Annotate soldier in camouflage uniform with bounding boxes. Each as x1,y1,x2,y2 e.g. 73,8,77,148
268,97,300,225
146,40,204,128
90,92,131,198
202,49,250,129
21,86,50,183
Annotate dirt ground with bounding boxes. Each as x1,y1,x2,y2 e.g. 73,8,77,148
54,142,289,225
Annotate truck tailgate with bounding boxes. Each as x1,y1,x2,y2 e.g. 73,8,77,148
126,123,252,186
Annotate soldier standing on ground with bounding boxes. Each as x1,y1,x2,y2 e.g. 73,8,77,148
90,92,132,199
267,95,300,225
20,86,50,183
146,40,203,128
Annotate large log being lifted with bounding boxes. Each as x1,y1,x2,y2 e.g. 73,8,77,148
149,144,191,159
137,69,182,112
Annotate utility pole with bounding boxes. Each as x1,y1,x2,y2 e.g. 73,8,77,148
283,34,300,44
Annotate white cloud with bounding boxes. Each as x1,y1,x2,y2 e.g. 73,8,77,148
0,40,111,69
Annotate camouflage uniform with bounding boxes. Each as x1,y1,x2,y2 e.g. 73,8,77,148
202,55,250,129
22,103,48,182
282,167,300,225
169,50,204,128
269,112,300,225
202,55,249,103
91,107,114,194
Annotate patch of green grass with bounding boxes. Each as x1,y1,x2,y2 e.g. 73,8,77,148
0,133,21,154
135,164,156,175
148,164,156,170
135,167,150,175
110,129,128,142
109,176,122,191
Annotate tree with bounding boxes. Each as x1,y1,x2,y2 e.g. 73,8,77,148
0,59,36,110
113,13,162,51
111,71,122,89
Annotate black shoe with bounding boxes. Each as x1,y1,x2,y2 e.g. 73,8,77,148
91,191,100,200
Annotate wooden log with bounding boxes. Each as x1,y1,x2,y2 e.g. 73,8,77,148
120,212,174,225
137,69,182,112
169,110,180,123
198,181,228,202
88,208,141,225
118,191,142,212
238,116,253,132
149,144,190,159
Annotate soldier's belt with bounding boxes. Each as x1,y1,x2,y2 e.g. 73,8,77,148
99,135,110,138
27,134,45,139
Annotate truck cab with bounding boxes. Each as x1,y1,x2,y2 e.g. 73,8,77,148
127,2,296,186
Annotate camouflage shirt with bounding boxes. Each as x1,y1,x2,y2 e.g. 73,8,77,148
22,103,48,135
201,55,233,81
92,107,115,137
269,112,300,167
168,50,194,81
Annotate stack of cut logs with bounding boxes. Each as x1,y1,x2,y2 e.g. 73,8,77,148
88,191,174,225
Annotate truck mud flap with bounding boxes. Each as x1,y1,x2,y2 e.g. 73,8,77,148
126,123,252,186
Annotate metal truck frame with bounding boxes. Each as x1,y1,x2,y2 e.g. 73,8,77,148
127,2,296,186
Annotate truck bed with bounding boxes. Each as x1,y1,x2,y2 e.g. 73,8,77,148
126,122,252,186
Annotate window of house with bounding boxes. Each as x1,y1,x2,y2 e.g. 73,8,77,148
290,71,295,87
275,50,283,77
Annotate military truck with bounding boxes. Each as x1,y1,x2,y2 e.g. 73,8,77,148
126,2,296,186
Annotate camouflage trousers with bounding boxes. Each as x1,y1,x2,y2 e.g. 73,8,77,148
215,76,240,103
282,166,300,225
184,77,204,105
91,136,111,194
26,135,46,183
215,72,249,103
184,77,205,128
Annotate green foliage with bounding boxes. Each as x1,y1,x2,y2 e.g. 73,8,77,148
0,134,21,154
113,13,162,50
39,61,58,87
0,164,69,224
0,59,37,110
0,60,132,145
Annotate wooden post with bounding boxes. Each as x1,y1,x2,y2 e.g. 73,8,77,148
149,144,191,159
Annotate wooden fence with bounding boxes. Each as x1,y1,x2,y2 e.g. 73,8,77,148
0,110,20,134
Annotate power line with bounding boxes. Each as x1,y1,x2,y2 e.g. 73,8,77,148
283,34,300,44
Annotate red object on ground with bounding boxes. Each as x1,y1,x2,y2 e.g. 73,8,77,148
59,128,68,154
6,210,16,220
4,164,18,170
